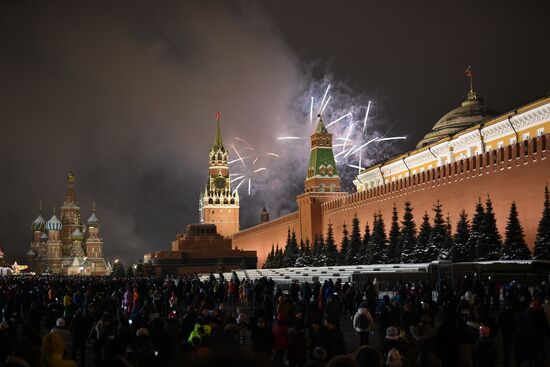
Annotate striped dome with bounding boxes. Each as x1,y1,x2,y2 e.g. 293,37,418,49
45,214,62,231
31,214,46,232
71,228,85,241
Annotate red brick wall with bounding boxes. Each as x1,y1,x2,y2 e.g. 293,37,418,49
234,135,549,267
232,211,300,266
323,136,549,250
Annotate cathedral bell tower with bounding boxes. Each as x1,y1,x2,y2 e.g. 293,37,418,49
297,114,346,243
199,113,240,238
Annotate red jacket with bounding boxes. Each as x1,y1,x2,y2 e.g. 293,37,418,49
272,320,288,351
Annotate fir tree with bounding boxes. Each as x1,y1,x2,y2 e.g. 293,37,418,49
263,244,275,269
126,264,134,277
476,196,502,261
339,223,350,265
428,200,450,260
534,185,550,260
347,214,362,265
318,234,328,266
468,199,485,261
275,244,284,268
368,212,387,264
135,260,145,277
359,222,371,264
295,240,305,267
442,213,455,259
300,239,314,266
388,205,401,263
452,210,473,262
400,201,417,264
501,202,531,260
416,211,432,263
112,261,125,278
312,235,321,266
284,229,299,267
325,223,338,266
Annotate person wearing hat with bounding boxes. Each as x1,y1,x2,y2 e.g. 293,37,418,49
50,318,70,357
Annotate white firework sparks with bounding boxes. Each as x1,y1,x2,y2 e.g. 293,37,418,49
276,80,405,187
228,137,278,196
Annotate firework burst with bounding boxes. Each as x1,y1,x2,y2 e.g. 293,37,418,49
228,138,279,196
276,80,406,186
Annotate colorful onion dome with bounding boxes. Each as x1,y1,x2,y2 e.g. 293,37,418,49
31,213,46,232
87,210,100,227
71,228,85,241
45,213,62,231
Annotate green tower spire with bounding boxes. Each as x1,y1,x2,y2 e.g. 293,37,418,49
304,114,341,192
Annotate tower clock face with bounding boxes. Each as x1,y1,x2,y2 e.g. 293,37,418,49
214,176,226,189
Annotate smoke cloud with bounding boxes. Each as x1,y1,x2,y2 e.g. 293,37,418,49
0,1,401,264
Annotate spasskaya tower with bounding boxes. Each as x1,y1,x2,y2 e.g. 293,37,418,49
199,113,240,237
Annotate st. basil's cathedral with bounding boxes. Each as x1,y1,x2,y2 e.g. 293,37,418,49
27,173,110,275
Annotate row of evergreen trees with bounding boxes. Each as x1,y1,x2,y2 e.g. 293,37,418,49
263,185,550,268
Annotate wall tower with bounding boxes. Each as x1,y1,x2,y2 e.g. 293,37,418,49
297,114,346,242
199,113,240,237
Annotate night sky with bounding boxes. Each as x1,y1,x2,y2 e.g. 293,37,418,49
1,0,549,264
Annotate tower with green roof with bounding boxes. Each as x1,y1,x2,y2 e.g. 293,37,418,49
297,114,346,243
304,114,342,193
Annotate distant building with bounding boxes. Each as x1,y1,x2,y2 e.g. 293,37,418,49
260,206,269,223
0,248,9,268
144,115,256,275
27,173,110,275
144,224,256,276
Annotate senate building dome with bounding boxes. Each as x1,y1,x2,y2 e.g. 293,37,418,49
417,90,498,148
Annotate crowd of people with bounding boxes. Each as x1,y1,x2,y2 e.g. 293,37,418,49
0,272,549,367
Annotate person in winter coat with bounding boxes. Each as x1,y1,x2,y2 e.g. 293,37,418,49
251,317,273,357
353,302,374,346
50,318,71,356
272,313,289,366
287,324,307,367
383,327,408,364
69,309,89,366
42,332,77,367
497,300,517,367
473,325,496,367
410,316,436,367
325,295,341,327
315,318,346,361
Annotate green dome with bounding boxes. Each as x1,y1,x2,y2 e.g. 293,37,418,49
31,213,45,232
71,228,85,241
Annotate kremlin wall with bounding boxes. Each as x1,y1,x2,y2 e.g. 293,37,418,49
233,91,550,267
